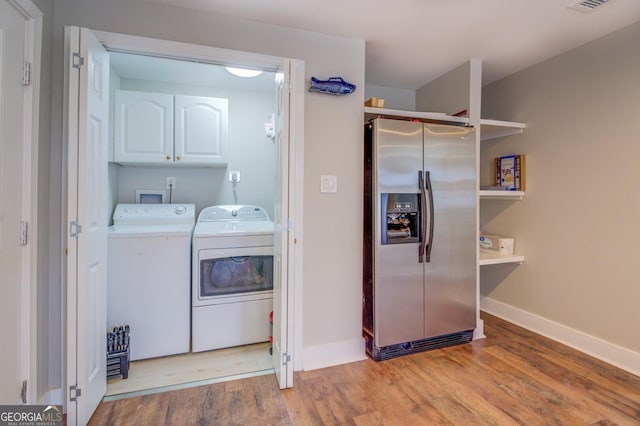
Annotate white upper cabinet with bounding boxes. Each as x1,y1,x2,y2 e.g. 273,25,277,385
114,90,173,164
174,95,228,165
113,90,228,166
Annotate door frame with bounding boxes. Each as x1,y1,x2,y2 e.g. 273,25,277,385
64,28,304,396
7,0,43,404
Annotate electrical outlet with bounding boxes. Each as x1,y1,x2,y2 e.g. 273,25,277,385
320,175,338,193
228,170,240,183
166,177,176,189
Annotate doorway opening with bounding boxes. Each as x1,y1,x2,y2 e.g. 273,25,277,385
65,28,302,415
104,50,277,398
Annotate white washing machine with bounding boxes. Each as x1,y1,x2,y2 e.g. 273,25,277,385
191,205,274,352
107,203,195,361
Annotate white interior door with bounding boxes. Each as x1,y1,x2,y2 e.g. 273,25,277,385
66,26,109,425
0,0,41,404
272,60,294,389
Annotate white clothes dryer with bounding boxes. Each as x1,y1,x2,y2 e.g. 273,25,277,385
107,203,195,361
191,205,274,352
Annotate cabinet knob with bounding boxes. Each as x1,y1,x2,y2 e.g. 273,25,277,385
166,155,171,160
176,156,182,160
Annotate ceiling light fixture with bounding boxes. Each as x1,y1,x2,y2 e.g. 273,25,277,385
225,66,263,78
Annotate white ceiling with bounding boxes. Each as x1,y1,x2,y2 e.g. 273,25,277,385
138,0,640,89
110,52,277,92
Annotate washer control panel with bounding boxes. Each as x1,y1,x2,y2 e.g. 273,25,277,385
113,204,195,225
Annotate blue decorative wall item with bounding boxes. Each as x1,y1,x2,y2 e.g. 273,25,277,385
309,77,356,95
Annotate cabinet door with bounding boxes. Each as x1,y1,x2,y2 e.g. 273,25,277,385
174,95,228,166
113,90,173,164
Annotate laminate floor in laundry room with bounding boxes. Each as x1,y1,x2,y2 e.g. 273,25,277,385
105,342,272,399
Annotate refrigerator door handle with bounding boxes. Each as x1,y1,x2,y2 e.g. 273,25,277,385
424,170,435,263
418,170,426,263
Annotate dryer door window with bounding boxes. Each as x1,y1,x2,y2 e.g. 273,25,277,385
199,246,273,298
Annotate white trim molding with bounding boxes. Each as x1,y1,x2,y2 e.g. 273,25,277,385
290,58,305,373
481,297,640,377
473,318,485,340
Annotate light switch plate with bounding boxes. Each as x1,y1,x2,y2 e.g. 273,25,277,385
320,175,338,193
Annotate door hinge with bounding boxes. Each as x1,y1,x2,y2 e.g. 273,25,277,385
69,221,82,238
22,62,31,86
282,353,291,366
69,385,81,402
20,380,27,404
20,221,28,246
72,52,84,69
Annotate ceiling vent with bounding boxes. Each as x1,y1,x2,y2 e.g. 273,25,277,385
569,0,612,13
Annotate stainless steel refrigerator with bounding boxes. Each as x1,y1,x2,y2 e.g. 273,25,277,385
363,117,477,361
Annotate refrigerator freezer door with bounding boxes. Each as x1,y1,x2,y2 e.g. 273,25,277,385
373,119,424,347
422,122,477,338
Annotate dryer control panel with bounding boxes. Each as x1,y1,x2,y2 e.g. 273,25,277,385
198,205,270,222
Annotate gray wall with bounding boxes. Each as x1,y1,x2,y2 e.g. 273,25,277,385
364,83,415,111
416,62,471,116
480,21,640,355
32,0,56,401
43,0,364,398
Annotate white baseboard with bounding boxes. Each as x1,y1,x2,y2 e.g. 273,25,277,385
473,318,486,340
38,387,63,405
481,297,640,377
302,337,367,371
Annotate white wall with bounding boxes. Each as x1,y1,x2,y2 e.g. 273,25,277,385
44,0,365,392
113,78,276,218
106,67,121,223
480,21,640,370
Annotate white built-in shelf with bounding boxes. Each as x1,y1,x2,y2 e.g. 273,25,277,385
480,119,526,141
363,110,527,142
364,107,469,125
479,251,525,266
478,117,526,267
479,190,525,200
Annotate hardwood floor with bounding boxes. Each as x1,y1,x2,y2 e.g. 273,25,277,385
89,312,640,425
